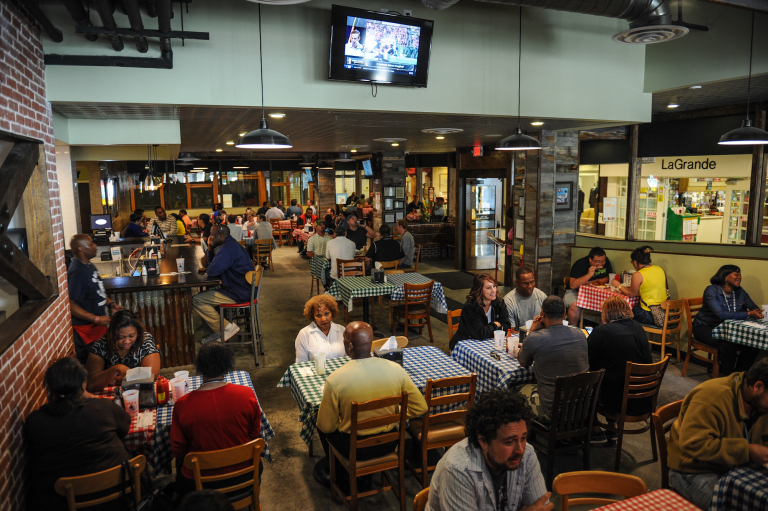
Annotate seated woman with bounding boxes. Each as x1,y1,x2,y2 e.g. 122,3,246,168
612,245,667,326
587,296,653,441
295,295,346,363
171,212,187,236
122,213,147,238
24,358,132,510
449,273,511,352
85,310,161,391
171,342,262,498
693,264,764,375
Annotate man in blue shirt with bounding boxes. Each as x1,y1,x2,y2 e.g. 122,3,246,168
193,224,254,343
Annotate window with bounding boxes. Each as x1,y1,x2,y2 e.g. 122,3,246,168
335,170,356,203
134,186,164,212
164,182,188,210
190,185,215,209
220,174,260,208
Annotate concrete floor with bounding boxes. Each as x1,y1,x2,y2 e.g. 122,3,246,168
166,244,717,510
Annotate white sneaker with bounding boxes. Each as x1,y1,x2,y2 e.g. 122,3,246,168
223,323,241,341
201,332,222,344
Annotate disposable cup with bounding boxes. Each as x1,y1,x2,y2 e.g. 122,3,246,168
493,330,505,350
174,370,189,390
508,338,519,357
762,305,768,317
315,352,327,376
123,389,140,417
609,273,617,282
563,320,569,327
176,258,185,272
525,319,534,330
171,379,186,402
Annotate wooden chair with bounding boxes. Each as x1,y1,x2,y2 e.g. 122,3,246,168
414,487,429,511
403,245,421,273
529,370,605,489
328,392,409,511
377,260,400,312
641,299,683,362
378,260,399,271
269,218,288,246
652,399,683,489
289,219,298,246
183,438,265,510
310,274,322,297
55,455,146,510
371,336,408,352
338,260,374,326
595,356,671,472
552,471,647,511
406,374,477,488
253,239,273,271
386,269,404,275
681,297,719,378
391,280,434,343
219,267,264,366
446,309,461,343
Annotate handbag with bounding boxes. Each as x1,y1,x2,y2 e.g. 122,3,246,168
120,461,176,511
643,268,674,328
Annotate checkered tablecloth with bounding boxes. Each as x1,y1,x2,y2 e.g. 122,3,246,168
387,273,448,314
361,208,373,216
277,345,471,446
278,220,292,229
311,256,331,285
96,371,274,473
575,285,640,313
451,339,535,401
712,320,768,351
293,229,313,243
593,489,700,510
93,388,158,465
326,276,395,311
711,465,768,511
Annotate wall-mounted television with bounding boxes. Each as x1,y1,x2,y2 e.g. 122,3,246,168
329,5,434,88
362,159,373,177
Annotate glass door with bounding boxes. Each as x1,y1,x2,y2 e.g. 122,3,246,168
725,188,749,244
465,178,504,270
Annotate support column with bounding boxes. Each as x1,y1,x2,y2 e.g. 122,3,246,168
625,125,642,241
745,108,767,246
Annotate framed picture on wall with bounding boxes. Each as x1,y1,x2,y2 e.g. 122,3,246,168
384,213,395,223
555,182,573,211
384,186,395,197
395,200,404,209
395,187,405,199
395,211,404,221
384,198,393,210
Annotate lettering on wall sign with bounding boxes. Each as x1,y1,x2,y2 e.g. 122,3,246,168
660,158,717,170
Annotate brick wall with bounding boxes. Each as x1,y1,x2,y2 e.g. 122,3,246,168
0,2,73,510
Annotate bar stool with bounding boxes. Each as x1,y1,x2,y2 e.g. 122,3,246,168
219,266,264,366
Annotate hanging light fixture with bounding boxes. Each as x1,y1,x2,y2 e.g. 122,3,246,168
497,7,541,152
236,4,292,149
719,12,768,146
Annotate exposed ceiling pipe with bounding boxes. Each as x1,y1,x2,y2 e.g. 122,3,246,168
60,0,98,42
156,0,173,54
146,0,159,18
94,0,125,51
122,0,149,53
697,0,768,13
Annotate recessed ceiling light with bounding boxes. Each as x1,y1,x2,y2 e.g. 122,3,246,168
215,148,223,152
268,113,285,118
689,85,702,89
192,167,208,170
226,141,235,145
351,149,357,152
436,136,445,140
531,121,544,126
239,132,247,137
391,143,399,147
233,166,249,169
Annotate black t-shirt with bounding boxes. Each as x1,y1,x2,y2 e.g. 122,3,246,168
346,225,368,250
68,259,108,326
407,201,420,213
256,207,268,216
365,237,404,264
569,255,613,284
201,222,212,239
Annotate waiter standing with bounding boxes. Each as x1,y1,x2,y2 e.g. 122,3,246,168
68,234,123,364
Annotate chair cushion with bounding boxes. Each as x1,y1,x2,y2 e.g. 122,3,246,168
406,419,466,444
335,450,399,469
219,299,258,308
392,305,428,315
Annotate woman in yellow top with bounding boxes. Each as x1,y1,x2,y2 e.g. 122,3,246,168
612,245,667,326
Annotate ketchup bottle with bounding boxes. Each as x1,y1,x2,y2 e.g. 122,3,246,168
156,376,170,406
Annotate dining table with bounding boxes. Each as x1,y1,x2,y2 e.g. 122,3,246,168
712,319,768,351
592,489,700,510
711,465,768,511
95,370,275,473
451,339,536,401
575,284,640,316
277,345,471,446
326,276,395,324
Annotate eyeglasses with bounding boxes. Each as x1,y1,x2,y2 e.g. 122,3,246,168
489,351,500,361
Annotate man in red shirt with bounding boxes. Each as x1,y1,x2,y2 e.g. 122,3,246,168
171,343,262,496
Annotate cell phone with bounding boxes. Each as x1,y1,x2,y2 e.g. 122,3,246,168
358,219,365,226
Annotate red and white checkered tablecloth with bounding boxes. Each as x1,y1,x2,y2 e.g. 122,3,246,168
293,229,313,243
575,284,640,313
278,220,292,230
361,207,373,216
93,387,158,465
593,489,701,510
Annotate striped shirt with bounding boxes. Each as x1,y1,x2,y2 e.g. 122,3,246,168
306,233,329,257
153,216,178,237
427,439,547,511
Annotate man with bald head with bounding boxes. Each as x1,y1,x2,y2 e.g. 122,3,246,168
192,223,254,343
68,234,123,363
314,321,428,488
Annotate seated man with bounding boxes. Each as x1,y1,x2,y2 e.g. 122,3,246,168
285,198,303,218
227,214,243,241
256,201,269,216
503,267,547,329
324,226,356,286
428,388,551,511
344,213,375,250
184,213,211,250
314,321,428,488
364,224,404,269
192,224,254,343
306,221,329,259
152,205,178,237
396,219,416,269
265,201,284,220
517,296,588,421
566,247,613,325
667,358,768,510
254,214,272,242
277,199,286,213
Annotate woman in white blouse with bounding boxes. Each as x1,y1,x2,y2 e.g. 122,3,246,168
295,295,346,363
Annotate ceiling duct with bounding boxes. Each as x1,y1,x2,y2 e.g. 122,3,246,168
93,0,125,51
421,0,689,44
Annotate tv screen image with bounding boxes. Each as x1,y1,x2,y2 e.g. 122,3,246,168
90,214,112,230
362,159,373,177
329,5,433,88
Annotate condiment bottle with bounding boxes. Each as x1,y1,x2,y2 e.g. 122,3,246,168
156,376,169,406
506,329,512,353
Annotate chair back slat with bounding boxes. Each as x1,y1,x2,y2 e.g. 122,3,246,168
619,356,670,414
379,260,399,271
447,309,461,339
341,260,365,277
184,438,265,470
549,370,604,434
55,455,146,510
356,431,401,449
348,392,409,466
652,399,683,489
426,409,467,426
404,281,434,306
356,413,402,432
423,374,476,433
553,471,646,511
683,297,703,340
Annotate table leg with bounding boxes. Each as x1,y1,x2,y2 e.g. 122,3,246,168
362,297,370,324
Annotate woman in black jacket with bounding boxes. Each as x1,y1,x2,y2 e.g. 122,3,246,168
449,273,511,351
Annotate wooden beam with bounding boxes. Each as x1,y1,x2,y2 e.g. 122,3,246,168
0,234,52,300
0,297,59,357
23,144,58,287
625,125,642,241
0,142,39,238
745,109,767,246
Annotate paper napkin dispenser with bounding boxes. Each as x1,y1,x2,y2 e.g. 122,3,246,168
371,270,385,284
374,347,403,366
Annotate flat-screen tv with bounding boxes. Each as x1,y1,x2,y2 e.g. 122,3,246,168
90,214,112,230
329,5,434,88
362,159,373,177
305,168,313,182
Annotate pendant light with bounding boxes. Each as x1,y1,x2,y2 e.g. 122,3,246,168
497,7,541,152
718,12,768,146
237,4,292,149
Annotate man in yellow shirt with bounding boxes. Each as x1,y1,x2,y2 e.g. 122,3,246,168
667,358,768,509
314,321,428,489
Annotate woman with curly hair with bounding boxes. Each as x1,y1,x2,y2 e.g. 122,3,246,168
295,295,346,363
449,273,511,351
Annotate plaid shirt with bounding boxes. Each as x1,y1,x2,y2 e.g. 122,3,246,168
153,216,178,236
306,233,329,257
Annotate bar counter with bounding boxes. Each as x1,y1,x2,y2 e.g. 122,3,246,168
102,243,220,368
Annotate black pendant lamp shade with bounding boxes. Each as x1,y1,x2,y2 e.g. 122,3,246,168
497,7,541,152
718,12,768,146
236,4,291,150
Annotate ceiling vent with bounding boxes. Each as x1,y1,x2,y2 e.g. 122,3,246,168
421,128,464,134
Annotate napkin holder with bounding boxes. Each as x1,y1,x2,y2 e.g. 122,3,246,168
121,375,157,409
518,325,529,343
371,269,385,284
373,346,403,366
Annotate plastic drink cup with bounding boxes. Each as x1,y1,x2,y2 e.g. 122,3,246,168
176,258,185,272
509,338,519,357
525,319,534,330
123,389,140,417
315,352,327,376
174,370,189,390
171,378,186,401
493,330,505,350
609,273,616,282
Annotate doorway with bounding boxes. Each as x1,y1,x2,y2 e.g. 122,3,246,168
465,178,505,271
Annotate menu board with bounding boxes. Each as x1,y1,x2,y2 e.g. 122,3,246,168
603,198,618,222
